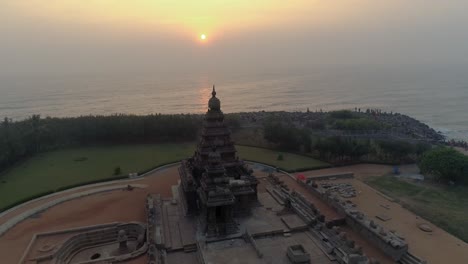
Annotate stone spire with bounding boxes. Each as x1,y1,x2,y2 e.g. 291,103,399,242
178,87,258,235
208,85,221,111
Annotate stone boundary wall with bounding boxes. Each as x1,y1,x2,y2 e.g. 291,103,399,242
18,223,121,264
196,242,207,264
266,175,373,263
20,222,146,264
146,194,163,264
53,222,147,264
306,172,354,181
298,178,408,261
245,230,263,258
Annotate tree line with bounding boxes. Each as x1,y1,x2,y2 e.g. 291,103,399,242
263,117,431,164
0,113,244,173
0,114,202,172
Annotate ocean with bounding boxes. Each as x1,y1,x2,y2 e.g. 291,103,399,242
1,66,467,141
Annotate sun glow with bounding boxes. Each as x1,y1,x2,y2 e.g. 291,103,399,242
7,1,359,40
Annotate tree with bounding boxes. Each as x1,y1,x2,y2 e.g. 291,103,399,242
263,118,310,152
277,153,284,161
329,110,354,119
377,140,415,163
419,147,468,184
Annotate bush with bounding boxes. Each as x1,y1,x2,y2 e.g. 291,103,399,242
114,166,121,175
263,119,311,152
377,140,415,162
306,119,326,129
334,118,382,131
277,153,284,160
329,110,354,119
419,147,468,184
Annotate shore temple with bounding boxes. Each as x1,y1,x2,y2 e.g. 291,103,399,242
178,85,259,237
4,86,433,264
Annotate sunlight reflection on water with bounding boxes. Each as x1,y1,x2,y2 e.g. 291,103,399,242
1,68,467,140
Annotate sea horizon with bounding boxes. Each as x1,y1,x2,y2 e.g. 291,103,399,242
1,65,467,141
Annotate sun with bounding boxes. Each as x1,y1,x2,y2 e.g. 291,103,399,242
200,34,207,40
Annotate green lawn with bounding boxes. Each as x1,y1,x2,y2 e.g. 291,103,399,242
0,144,327,211
236,145,329,171
366,175,468,243
0,143,195,211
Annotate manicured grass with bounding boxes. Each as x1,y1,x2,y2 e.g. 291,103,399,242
236,145,329,171
366,175,468,243
0,143,195,211
0,143,328,211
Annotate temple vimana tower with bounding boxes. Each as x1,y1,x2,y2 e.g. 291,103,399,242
179,86,258,237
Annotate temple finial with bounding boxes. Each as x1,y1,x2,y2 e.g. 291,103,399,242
212,85,216,97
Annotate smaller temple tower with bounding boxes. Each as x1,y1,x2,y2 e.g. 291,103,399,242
178,85,258,237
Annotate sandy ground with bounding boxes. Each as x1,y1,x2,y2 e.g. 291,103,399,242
302,165,468,264
0,166,180,264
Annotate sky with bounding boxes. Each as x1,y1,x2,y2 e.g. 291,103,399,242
2,0,468,75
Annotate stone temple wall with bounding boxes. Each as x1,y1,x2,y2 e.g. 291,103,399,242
300,178,408,261
266,174,375,264
53,222,147,264
21,222,147,264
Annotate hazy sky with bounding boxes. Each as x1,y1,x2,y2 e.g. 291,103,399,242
2,1,468,75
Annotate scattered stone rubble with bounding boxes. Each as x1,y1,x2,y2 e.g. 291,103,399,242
267,174,374,264
235,111,444,142
299,177,408,261
319,182,357,198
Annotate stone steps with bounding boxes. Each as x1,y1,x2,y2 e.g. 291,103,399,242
399,252,427,264
54,223,146,263
183,243,198,253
